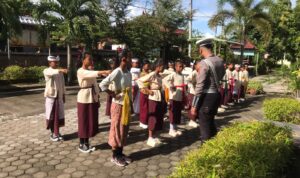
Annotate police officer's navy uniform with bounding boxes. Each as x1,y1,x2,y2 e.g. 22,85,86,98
192,38,225,141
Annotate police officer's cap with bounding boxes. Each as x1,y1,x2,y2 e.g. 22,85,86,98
196,37,214,48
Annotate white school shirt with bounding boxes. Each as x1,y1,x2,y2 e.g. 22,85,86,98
130,67,140,86
137,71,162,102
43,67,65,99
100,68,132,105
186,70,198,95
163,72,185,101
77,68,100,104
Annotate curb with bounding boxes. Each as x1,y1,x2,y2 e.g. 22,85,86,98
0,79,104,95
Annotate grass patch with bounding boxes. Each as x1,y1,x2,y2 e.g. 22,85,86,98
263,98,300,124
171,122,293,178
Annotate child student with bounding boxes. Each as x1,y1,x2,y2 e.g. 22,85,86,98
186,61,200,128
100,50,133,167
105,58,117,117
232,64,241,103
77,52,110,153
226,63,234,105
139,60,151,129
131,58,140,114
43,56,68,141
163,60,186,137
137,59,165,147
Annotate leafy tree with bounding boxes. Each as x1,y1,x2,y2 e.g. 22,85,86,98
0,0,22,42
267,0,294,61
125,14,161,59
153,0,188,62
292,0,300,61
19,0,36,16
35,0,108,83
209,0,272,63
105,0,132,44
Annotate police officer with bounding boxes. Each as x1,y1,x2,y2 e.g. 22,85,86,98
191,38,225,142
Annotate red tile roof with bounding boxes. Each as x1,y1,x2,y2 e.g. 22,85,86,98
230,40,256,49
175,29,186,35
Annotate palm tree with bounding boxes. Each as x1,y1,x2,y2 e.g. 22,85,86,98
208,0,272,63
35,0,107,84
0,0,22,38
0,0,22,60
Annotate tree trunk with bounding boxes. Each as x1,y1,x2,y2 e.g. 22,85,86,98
48,47,51,56
255,52,259,76
240,42,245,65
67,43,72,85
240,25,245,65
224,44,227,62
7,37,10,64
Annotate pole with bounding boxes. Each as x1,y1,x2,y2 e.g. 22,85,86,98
67,43,72,84
255,52,259,76
7,37,10,62
188,0,192,58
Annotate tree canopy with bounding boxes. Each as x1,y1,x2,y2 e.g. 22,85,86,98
209,0,272,62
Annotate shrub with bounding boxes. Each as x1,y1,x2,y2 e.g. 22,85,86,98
25,66,47,80
2,65,47,81
2,65,25,80
263,98,300,124
171,122,293,178
247,80,264,94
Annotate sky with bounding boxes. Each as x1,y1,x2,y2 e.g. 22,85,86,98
128,0,297,37
31,0,297,37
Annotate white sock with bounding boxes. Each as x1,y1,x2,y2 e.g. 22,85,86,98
170,124,176,130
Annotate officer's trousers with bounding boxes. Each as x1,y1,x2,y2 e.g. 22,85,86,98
198,93,220,141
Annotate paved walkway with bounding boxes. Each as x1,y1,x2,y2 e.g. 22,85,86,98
1,92,300,178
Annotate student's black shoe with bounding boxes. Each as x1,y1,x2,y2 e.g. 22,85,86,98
50,134,59,142
121,154,132,164
58,133,64,141
111,156,127,167
87,144,96,152
78,144,90,153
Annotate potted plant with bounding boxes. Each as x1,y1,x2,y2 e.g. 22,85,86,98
247,81,264,95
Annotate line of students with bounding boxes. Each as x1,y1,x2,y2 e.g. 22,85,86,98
43,51,219,167
218,63,249,112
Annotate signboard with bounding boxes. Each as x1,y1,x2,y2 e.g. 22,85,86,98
233,50,255,56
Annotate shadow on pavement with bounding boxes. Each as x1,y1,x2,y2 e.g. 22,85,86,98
129,127,200,162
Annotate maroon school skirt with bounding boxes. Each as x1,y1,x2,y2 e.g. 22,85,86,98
46,98,65,136
105,94,113,116
169,100,183,124
148,100,164,131
77,102,99,138
139,92,148,124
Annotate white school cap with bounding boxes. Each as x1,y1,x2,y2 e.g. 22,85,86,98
132,58,139,63
47,56,60,62
235,64,240,68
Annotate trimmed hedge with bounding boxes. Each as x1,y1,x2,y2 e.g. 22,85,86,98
247,80,264,94
263,98,300,124
1,65,25,80
25,66,47,80
1,65,47,81
171,122,293,178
